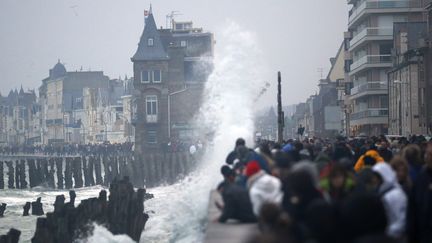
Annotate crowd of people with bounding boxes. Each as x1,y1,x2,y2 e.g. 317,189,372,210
0,142,134,156
216,135,432,243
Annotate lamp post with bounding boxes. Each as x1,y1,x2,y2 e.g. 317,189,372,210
277,72,284,143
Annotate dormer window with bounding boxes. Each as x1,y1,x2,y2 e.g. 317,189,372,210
148,38,154,46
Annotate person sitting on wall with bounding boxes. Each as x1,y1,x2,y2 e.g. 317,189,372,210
217,165,257,223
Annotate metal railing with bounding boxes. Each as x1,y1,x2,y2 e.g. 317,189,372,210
349,0,423,24
350,81,387,95
350,55,392,71
350,27,393,47
351,108,389,120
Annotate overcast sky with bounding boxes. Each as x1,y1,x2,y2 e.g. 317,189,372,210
0,0,349,107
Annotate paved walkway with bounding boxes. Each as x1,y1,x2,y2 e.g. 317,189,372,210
204,190,258,243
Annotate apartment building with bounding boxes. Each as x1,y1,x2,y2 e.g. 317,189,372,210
346,0,425,136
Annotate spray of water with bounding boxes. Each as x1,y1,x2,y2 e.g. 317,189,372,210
137,21,268,243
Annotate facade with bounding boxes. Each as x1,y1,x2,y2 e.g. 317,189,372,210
290,43,345,139
255,107,278,140
0,88,39,145
39,61,111,144
388,22,428,136
346,0,425,136
38,61,139,145
131,8,214,153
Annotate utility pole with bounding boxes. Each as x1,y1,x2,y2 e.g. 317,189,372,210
277,72,284,143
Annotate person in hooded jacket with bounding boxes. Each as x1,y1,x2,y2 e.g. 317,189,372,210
372,162,407,239
218,165,257,223
354,150,385,172
246,160,283,216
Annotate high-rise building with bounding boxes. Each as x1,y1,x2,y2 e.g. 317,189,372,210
131,8,214,153
346,0,425,136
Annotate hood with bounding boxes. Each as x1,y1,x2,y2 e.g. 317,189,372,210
247,171,281,193
366,150,385,163
373,163,398,193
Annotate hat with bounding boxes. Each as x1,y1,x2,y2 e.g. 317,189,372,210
282,144,293,153
245,160,261,177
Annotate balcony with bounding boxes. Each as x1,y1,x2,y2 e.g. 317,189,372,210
350,27,393,50
350,81,388,99
351,108,388,120
349,0,423,27
350,55,392,75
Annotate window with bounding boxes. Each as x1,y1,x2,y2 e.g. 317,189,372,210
180,40,187,47
148,38,154,46
153,70,161,83
146,96,157,115
141,71,150,83
146,95,158,123
147,131,157,144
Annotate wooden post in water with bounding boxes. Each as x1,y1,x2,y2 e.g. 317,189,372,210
41,159,49,186
94,156,103,185
112,156,119,180
35,159,43,186
56,158,64,189
15,160,20,189
28,159,36,188
19,160,27,189
47,159,55,188
64,158,73,189
73,157,83,188
83,156,90,187
6,161,14,189
168,153,175,183
0,161,4,189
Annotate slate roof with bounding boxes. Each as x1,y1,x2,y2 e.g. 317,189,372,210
132,12,169,61
50,60,67,79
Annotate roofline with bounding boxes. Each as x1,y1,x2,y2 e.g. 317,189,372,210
326,41,345,80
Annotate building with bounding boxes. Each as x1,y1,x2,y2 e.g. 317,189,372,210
346,0,425,136
0,87,38,145
388,22,428,136
39,61,110,144
255,107,278,140
131,8,214,153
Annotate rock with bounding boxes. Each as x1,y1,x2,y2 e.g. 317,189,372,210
30,176,149,243
53,195,65,213
23,202,30,216
0,228,21,243
31,197,44,216
0,203,6,217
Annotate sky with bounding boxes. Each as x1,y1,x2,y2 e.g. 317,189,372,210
0,0,349,107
